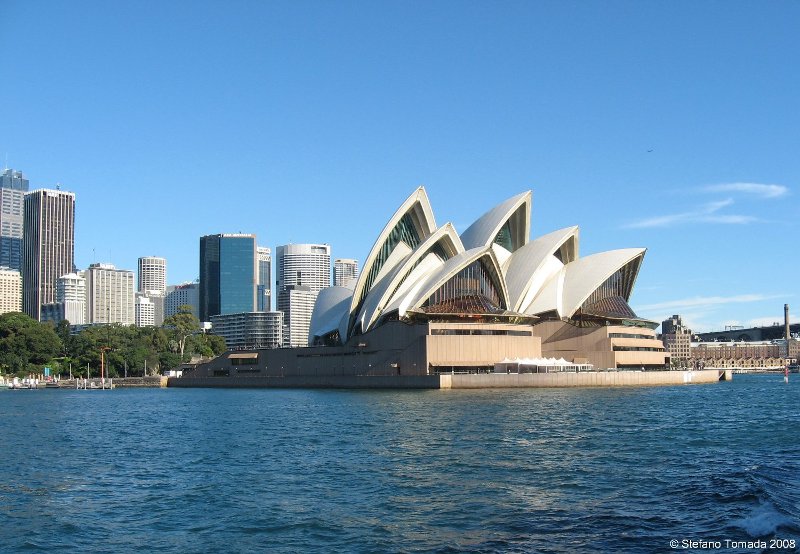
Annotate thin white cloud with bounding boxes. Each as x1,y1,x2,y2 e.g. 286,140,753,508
624,198,754,229
624,182,789,229
635,293,781,313
703,182,789,198
703,214,757,224
705,198,735,211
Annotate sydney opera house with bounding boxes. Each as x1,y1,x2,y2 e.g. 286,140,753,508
307,187,667,371
181,187,672,386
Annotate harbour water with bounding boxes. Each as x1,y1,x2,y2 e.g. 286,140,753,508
1,374,798,553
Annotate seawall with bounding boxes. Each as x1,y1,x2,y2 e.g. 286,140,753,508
55,377,168,389
169,369,730,389
171,375,441,389
442,369,730,388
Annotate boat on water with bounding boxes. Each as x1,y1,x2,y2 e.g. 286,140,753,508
7,378,38,389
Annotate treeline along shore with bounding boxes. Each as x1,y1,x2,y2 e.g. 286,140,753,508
0,307,225,380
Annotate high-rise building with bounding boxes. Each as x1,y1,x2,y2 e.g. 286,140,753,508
84,263,135,325
661,314,692,369
257,246,271,312
199,234,257,321
56,272,86,325
135,293,155,327
0,267,22,315
0,169,29,271
275,243,331,347
210,311,283,349
138,256,167,294
333,258,359,288
137,256,166,326
148,291,165,326
277,286,318,347
165,282,200,319
22,188,75,320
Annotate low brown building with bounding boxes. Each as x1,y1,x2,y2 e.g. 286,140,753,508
189,320,543,379
534,320,667,370
691,341,789,369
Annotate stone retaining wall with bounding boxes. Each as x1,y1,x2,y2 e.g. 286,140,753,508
443,369,729,389
169,370,730,389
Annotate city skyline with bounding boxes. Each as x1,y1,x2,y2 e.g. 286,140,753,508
2,2,797,332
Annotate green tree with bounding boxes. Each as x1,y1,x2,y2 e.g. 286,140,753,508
207,334,227,356
55,319,72,355
163,305,200,360
0,312,62,375
159,351,182,372
188,332,227,359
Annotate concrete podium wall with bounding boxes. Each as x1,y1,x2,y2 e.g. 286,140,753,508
170,370,730,389
442,369,728,389
171,374,441,389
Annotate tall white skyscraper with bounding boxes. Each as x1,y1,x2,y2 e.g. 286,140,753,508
137,256,166,326
0,267,22,315
334,258,359,288
22,188,75,320
137,256,167,294
165,282,200,319
84,263,135,325
278,287,318,347
257,246,271,311
56,272,86,325
275,244,331,347
135,293,155,327
0,169,29,271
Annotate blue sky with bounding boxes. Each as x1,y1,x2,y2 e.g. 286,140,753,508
1,1,797,332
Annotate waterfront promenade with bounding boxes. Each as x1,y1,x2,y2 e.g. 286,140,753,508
3,376,167,389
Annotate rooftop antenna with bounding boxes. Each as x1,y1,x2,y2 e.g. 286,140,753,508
56,182,61,191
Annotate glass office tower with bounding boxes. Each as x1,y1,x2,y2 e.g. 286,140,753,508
199,234,256,321
0,169,29,271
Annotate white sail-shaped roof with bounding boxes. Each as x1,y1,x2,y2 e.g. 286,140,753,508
523,265,565,317
310,187,653,343
505,226,579,312
525,248,645,318
346,187,437,337
383,246,509,318
460,191,531,252
561,248,645,317
356,223,464,333
308,286,354,344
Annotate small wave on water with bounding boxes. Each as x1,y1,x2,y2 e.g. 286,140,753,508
732,460,800,540
734,501,794,538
